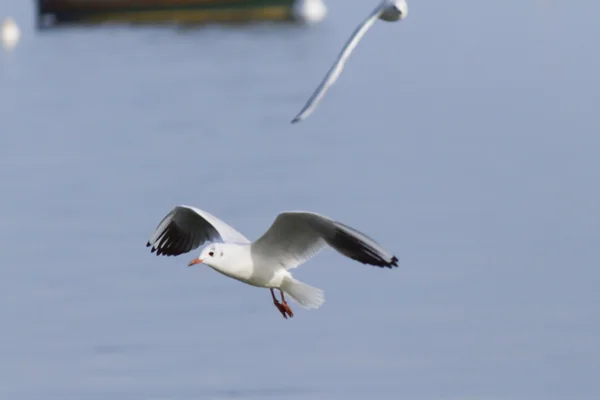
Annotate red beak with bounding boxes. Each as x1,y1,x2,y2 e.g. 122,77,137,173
188,258,203,267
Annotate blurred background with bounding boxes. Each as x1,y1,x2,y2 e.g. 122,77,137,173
1,0,599,399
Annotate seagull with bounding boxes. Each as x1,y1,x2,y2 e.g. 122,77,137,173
291,0,409,124
1,17,20,51
146,205,399,319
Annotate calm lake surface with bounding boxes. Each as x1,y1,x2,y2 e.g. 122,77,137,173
1,0,598,399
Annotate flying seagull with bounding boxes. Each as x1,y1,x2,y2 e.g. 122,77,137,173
291,0,408,124
146,205,399,319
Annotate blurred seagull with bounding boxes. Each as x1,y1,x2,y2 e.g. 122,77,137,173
1,17,20,50
146,205,399,319
291,0,408,124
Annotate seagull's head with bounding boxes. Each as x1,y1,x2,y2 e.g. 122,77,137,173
188,243,225,268
396,0,408,19
381,0,408,21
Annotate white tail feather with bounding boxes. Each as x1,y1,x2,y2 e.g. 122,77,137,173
281,278,325,309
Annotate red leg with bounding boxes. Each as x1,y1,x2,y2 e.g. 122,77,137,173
271,288,291,319
279,290,294,318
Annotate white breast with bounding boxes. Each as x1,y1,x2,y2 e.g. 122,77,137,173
209,245,290,289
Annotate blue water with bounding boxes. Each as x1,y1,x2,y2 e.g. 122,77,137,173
1,0,599,399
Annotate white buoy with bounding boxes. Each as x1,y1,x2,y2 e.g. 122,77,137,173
292,0,327,24
2,17,21,50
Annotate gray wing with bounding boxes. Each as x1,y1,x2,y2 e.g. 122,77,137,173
146,205,250,257
251,211,398,269
291,1,385,124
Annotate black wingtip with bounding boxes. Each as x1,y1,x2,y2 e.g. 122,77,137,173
377,255,398,269
146,241,151,247
373,256,399,269
291,117,300,124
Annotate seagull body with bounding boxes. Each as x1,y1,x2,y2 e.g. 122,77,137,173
291,0,408,124
146,205,398,318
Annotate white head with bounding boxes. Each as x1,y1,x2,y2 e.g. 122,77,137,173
292,0,327,24
2,17,19,33
381,0,408,22
188,243,226,268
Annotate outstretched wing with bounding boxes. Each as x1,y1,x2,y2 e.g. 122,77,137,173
291,1,386,123
251,211,398,269
146,205,250,257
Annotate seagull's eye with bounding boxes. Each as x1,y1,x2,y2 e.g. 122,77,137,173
208,251,214,257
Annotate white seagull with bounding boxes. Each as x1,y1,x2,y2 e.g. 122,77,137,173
146,205,398,319
291,0,409,124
